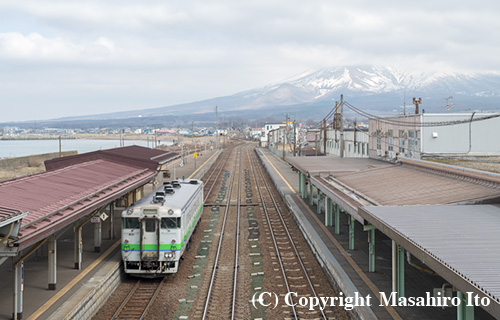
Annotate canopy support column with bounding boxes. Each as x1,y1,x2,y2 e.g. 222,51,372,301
335,204,340,235
317,190,322,214
74,225,82,270
12,260,23,320
364,225,376,272
348,215,355,250
309,184,314,206
457,291,474,320
397,244,405,298
325,197,333,226
48,235,57,290
94,219,102,253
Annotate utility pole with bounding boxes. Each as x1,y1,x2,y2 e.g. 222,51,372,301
323,118,327,156
154,126,157,148
315,131,318,156
181,142,184,166
293,119,297,156
340,94,344,159
215,106,219,150
59,136,62,157
282,114,288,160
354,118,357,147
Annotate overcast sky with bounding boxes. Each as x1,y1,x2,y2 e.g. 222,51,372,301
1,1,499,122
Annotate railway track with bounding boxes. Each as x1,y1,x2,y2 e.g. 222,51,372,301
197,145,243,319
248,147,329,319
202,145,233,201
103,146,236,320
110,278,164,320
97,142,347,320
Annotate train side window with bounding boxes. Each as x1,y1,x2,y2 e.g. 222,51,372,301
123,218,140,229
161,217,180,229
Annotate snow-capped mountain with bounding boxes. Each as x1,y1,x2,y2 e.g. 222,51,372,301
248,65,499,102
52,65,500,122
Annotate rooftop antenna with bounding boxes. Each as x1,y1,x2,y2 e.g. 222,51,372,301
441,96,454,111
413,97,422,115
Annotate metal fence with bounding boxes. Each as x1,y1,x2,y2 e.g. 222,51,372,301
268,145,295,158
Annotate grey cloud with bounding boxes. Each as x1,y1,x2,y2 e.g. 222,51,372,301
1,0,499,121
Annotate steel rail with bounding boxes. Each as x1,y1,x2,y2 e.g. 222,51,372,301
201,145,242,319
247,147,298,320
231,144,245,319
110,279,142,320
249,147,328,320
110,277,165,320
140,278,165,320
203,147,232,202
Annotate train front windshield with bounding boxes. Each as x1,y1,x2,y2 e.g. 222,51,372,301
161,217,180,229
123,218,140,229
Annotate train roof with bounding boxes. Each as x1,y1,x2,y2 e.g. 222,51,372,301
127,179,203,213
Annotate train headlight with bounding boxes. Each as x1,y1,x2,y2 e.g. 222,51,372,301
127,208,133,215
168,209,174,215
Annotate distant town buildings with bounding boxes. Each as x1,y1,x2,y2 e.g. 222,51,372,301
264,112,500,160
261,122,289,143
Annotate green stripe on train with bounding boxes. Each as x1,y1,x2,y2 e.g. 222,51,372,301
121,204,204,251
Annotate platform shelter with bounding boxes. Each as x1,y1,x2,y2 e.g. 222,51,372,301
288,155,500,319
0,145,177,319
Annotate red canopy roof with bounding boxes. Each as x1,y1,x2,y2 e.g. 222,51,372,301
0,149,158,250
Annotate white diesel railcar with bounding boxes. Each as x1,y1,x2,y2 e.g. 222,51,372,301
121,179,204,277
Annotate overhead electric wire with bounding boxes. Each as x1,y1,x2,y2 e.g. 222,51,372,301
343,101,500,127
312,103,337,128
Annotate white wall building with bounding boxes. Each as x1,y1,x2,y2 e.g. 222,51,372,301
251,127,263,138
261,123,287,142
369,113,500,159
321,128,370,157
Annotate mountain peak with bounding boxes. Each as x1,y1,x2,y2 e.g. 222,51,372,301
49,65,500,123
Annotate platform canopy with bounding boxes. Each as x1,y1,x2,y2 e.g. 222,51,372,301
290,156,500,223
0,145,177,254
359,204,500,319
287,156,392,177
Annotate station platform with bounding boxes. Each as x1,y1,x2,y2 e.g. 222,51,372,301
0,148,220,320
255,148,494,320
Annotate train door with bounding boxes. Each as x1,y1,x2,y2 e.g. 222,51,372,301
140,218,160,261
